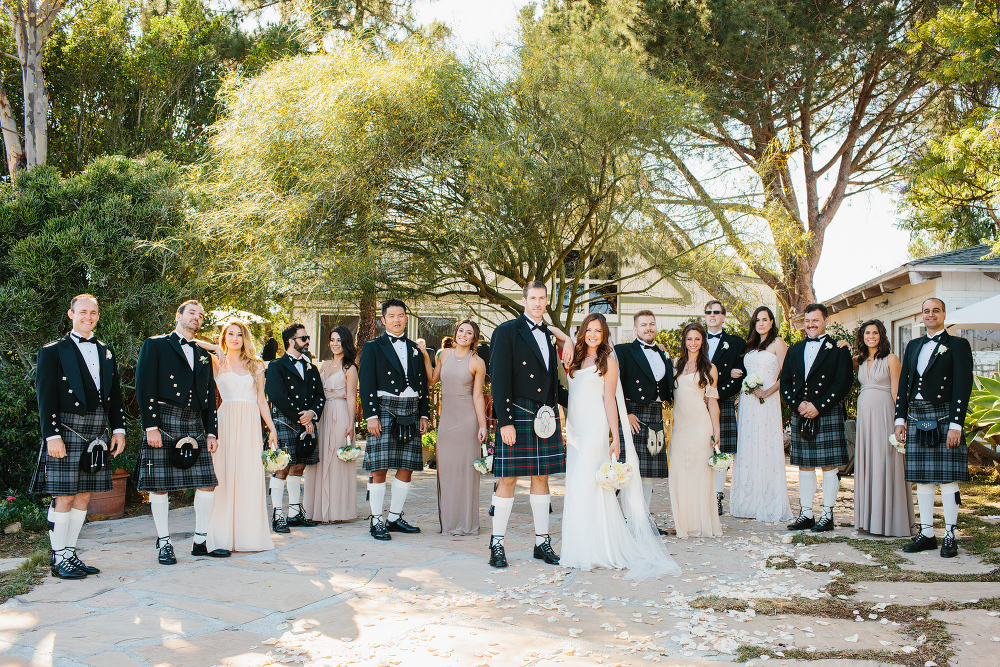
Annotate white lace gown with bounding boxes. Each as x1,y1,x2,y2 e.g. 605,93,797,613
729,350,793,523
561,365,680,579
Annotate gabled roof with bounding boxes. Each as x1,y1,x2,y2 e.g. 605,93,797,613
909,244,1000,267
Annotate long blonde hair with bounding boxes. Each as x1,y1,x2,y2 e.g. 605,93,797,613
220,319,264,387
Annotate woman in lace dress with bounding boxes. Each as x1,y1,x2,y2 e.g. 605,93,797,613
201,319,277,552
729,306,793,523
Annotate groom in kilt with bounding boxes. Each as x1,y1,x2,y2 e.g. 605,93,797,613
780,303,853,533
265,323,325,533
615,310,673,522
894,298,973,558
136,300,227,564
488,281,568,568
358,299,430,540
33,294,126,579
705,300,746,515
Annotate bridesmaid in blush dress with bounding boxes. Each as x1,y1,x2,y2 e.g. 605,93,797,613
419,320,488,535
200,320,277,553
305,326,359,523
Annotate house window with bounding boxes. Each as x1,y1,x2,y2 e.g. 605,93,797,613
416,317,456,353
560,252,619,315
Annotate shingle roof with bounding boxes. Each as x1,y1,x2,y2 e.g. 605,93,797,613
909,244,1000,266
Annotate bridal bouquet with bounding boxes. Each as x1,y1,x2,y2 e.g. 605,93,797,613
888,433,906,455
337,445,363,462
262,449,290,472
742,373,765,404
596,461,633,490
708,452,734,471
472,442,494,474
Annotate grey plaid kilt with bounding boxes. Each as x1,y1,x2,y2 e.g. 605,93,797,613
363,395,423,472
493,396,565,478
789,404,849,468
32,408,112,496
617,399,668,478
272,406,319,465
137,402,217,492
905,399,970,483
718,395,738,454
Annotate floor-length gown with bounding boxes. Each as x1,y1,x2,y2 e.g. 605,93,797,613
729,350,793,523
855,357,914,536
435,352,480,535
207,372,273,552
304,370,357,522
669,372,724,538
561,365,680,579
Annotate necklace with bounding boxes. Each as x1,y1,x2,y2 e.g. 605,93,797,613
453,348,471,360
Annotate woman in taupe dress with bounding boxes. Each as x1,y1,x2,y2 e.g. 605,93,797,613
419,320,488,535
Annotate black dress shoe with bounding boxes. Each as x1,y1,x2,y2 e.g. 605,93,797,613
157,538,177,565
717,492,724,516
51,559,87,580
272,511,290,534
488,537,508,568
533,535,560,564
370,516,391,541
386,514,421,533
902,533,938,553
787,514,816,531
940,532,958,558
811,515,835,532
285,505,317,527
191,542,231,558
657,526,670,536
65,549,100,574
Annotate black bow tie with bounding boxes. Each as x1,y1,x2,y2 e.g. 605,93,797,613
72,334,96,345
925,334,943,344
805,336,825,343
707,333,722,340
639,342,658,351
526,319,546,332
388,334,406,344
178,337,196,347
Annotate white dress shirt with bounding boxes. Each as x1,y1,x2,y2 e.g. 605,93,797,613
376,335,419,399
803,335,825,377
286,351,306,379
706,331,723,360
524,315,550,369
49,332,125,441
176,333,195,369
638,341,666,402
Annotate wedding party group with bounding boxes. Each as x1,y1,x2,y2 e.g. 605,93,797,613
32,283,973,581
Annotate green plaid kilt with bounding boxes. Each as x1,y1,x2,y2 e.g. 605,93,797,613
493,396,565,478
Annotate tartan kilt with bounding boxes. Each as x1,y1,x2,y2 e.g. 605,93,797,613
718,395,738,454
617,399,668,478
362,395,423,472
905,399,969,483
789,404,849,468
32,408,112,496
137,402,217,492
493,396,565,478
272,406,319,465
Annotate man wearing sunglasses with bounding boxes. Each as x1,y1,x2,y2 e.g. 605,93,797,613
704,300,746,516
265,323,326,533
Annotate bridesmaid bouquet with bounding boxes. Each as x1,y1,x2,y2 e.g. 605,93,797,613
472,442,494,474
888,433,906,455
708,452,734,471
596,461,633,490
262,449,290,472
337,445,363,461
742,373,765,404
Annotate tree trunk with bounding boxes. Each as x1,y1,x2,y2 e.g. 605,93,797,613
0,84,23,175
357,289,377,345
7,0,61,170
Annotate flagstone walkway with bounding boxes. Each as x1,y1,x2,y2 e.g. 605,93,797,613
1,465,996,666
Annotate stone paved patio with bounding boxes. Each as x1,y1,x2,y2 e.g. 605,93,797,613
1,464,995,666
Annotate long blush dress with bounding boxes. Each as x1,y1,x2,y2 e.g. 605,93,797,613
435,352,480,535
305,369,357,522
668,371,723,538
207,371,273,552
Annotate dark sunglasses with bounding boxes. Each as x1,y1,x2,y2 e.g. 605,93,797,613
705,309,723,315
293,335,310,341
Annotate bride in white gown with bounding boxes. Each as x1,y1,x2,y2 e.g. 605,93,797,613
561,314,681,580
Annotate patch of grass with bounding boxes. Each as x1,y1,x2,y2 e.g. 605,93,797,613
0,550,48,603
0,529,49,559
765,555,796,569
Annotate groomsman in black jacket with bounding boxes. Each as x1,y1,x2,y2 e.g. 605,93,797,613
894,298,974,558
136,300,226,565
34,294,126,579
781,303,854,532
615,310,673,520
704,300,746,515
358,299,430,540
265,323,325,533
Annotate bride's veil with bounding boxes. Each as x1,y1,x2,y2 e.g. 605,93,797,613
610,348,682,579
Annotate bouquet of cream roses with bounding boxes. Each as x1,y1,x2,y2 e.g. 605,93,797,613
742,373,765,404
337,445,363,462
262,448,290,472
708,451,734,471
888,433,906,455
596,461,633,490
472,442,494,474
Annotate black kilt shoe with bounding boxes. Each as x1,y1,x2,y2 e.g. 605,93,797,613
286,504,317,528
65,549,100,574
941,530,958,558
717,492,724,517
489,536,508,568
157,537,177,565
811,514,835,532
50,550,87,579
272,510,290,534
902,532,938,554
191,534,230,558
387,513,420,533
787,514,816,531
370,516,391,541
533,534,560,564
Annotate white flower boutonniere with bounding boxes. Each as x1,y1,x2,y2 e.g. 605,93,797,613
105,349,112,360
412,348,419,358
200,356,210,365
937,344,948,355
549,334,556,347
825,341,834,350
722,341,729,350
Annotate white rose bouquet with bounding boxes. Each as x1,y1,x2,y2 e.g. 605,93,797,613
708,452,734,471
262,449,290,472
596,461,633,490
888,433,906,455
337,445,363,462
472,442,494,474
742,373,765,404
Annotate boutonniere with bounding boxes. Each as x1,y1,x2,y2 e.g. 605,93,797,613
722,341,729,350
412,348,419,358
549,334,556,347
937,344,948,355
200,356,210,365
825,341,833,350
105,349,112,360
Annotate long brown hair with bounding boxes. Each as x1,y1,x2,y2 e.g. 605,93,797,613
674,322,713,389
220,319,264,388
453,319,481,354
567,313,612,378
855,319,891,362
745,306,778,353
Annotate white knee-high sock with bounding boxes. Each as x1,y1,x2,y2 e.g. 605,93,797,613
48,508,70,561
530,494,550,545
491,495,514,538
798,470,817,518
642,479,654,511
149,492,170,539
368,482,386,524
821,469,840,519
270,477,285,517
286,476,302,517
941,482,960,530
387,480,410,522
65,508,87,549
193,490,213,543
715,469,727,494
916,483,936,537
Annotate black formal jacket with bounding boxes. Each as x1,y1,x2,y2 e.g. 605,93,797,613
358,333,430,421
895,330,974,427
265,353,326,425
136,332,218,436
614,339,673,406
710,332,746,402
36,334,126,440
780,335,853,416
490,316,568,429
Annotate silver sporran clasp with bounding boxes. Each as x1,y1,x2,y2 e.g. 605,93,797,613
533,405,557,439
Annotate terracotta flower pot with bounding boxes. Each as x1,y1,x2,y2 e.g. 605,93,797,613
86,468,129,520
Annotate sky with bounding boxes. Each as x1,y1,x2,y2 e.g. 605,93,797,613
412,0,914,301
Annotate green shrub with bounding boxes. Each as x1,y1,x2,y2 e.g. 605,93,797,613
0,491,48,531
0,366,42,496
